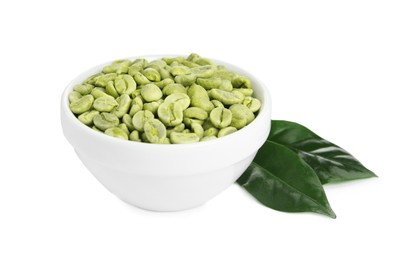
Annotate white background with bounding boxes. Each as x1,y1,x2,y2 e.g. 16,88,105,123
1,0,417,259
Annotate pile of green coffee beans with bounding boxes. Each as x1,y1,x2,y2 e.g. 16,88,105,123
69,53,261,144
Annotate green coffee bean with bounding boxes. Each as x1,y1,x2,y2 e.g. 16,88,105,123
105,81,119,98
128,66,142,77
190,123,204,139
230,116,247,130
130,89,142,99
201,136,217,142
102,60,132,74
144,119,167,144
94,73,117,87
170,65,191,76
230,104,255,122
186,53,200,61
144,64,161,71
173,123,185,132
243,96,261,113
181,60,200,68
146,60,167,70
143,68,161,82
132,110,154,131
197,78,233,91
188,84,214,112
212,69,233,81
163,56,185,65
163,93,191,109
209,107,232,128
183,107,208,120
196,77,220,90
129,96,144,116
114,74,136,95
190,65,216,78
182,129,191,134
131,58,148,68
232,75,251,88
208,89,244,105
94,112,119,131
195,57,213,66
153,78,174,89
141,83,163,102
69,91,82,103
105,127,129,140
211,99,224,108
157,102,184,126
113,94,132,118
174,74,196,86
93,96,119,112
83,72,103,85
218,80,233,91
229,104,255,129
70,95,94,114
187,53,213,66
162,137,171,144
170,132,200,144
163,83,187,96
74,84,94,95
232,90,246,101
204,127,219,137
143,99,163,114
218,126,237,137
129,130,141,142
183,118,204,127
141,132,149,142
78,110,100,126
166,123,186,137
122,114,135,131
166,130,175,138
159,67,172,80
202,119,216,130
234,88,254,96
118,123,130,134
91,87,109,99
133,72,151,85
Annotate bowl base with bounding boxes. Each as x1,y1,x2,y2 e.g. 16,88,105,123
76,149,255,211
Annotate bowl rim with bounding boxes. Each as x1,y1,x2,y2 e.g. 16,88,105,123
61,54,272,150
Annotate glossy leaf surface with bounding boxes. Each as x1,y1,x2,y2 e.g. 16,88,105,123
268,120,376,184
237,141,336,218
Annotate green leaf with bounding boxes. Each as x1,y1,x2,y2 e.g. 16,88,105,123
237,141,336,218
268,120,377,184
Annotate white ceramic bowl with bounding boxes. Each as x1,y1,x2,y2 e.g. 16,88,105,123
61,55,271,211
